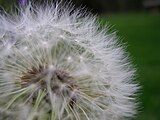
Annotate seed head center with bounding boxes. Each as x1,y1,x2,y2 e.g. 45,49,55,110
20,65,78,107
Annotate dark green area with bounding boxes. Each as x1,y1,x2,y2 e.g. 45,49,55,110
100,13,160,120
0,0,17,11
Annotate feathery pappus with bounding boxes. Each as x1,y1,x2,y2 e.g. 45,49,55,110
0,2,139,120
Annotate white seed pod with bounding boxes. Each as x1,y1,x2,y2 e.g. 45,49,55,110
0,3,139,120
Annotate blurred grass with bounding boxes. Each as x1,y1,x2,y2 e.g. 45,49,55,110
100,13,160,120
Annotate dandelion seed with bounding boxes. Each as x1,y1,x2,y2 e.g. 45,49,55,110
67,56,72,62
23,46,28,50
79,56,83,62
0,2,139,120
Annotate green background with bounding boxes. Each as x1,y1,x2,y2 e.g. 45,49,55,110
100,13,160,120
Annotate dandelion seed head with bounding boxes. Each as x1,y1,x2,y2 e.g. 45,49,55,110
0,2,139,120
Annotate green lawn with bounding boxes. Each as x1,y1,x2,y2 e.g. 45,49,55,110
100,13,160,120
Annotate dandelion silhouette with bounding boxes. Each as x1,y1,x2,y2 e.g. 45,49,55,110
0,2,139,120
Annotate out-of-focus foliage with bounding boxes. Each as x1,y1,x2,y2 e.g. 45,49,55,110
0,0,144,13
70,0,143,13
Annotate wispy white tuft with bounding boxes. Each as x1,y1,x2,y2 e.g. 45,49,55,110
0,2,139,120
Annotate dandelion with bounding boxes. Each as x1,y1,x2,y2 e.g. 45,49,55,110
0,2,139,120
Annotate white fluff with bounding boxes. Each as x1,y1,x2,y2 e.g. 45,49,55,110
0,3,139,120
